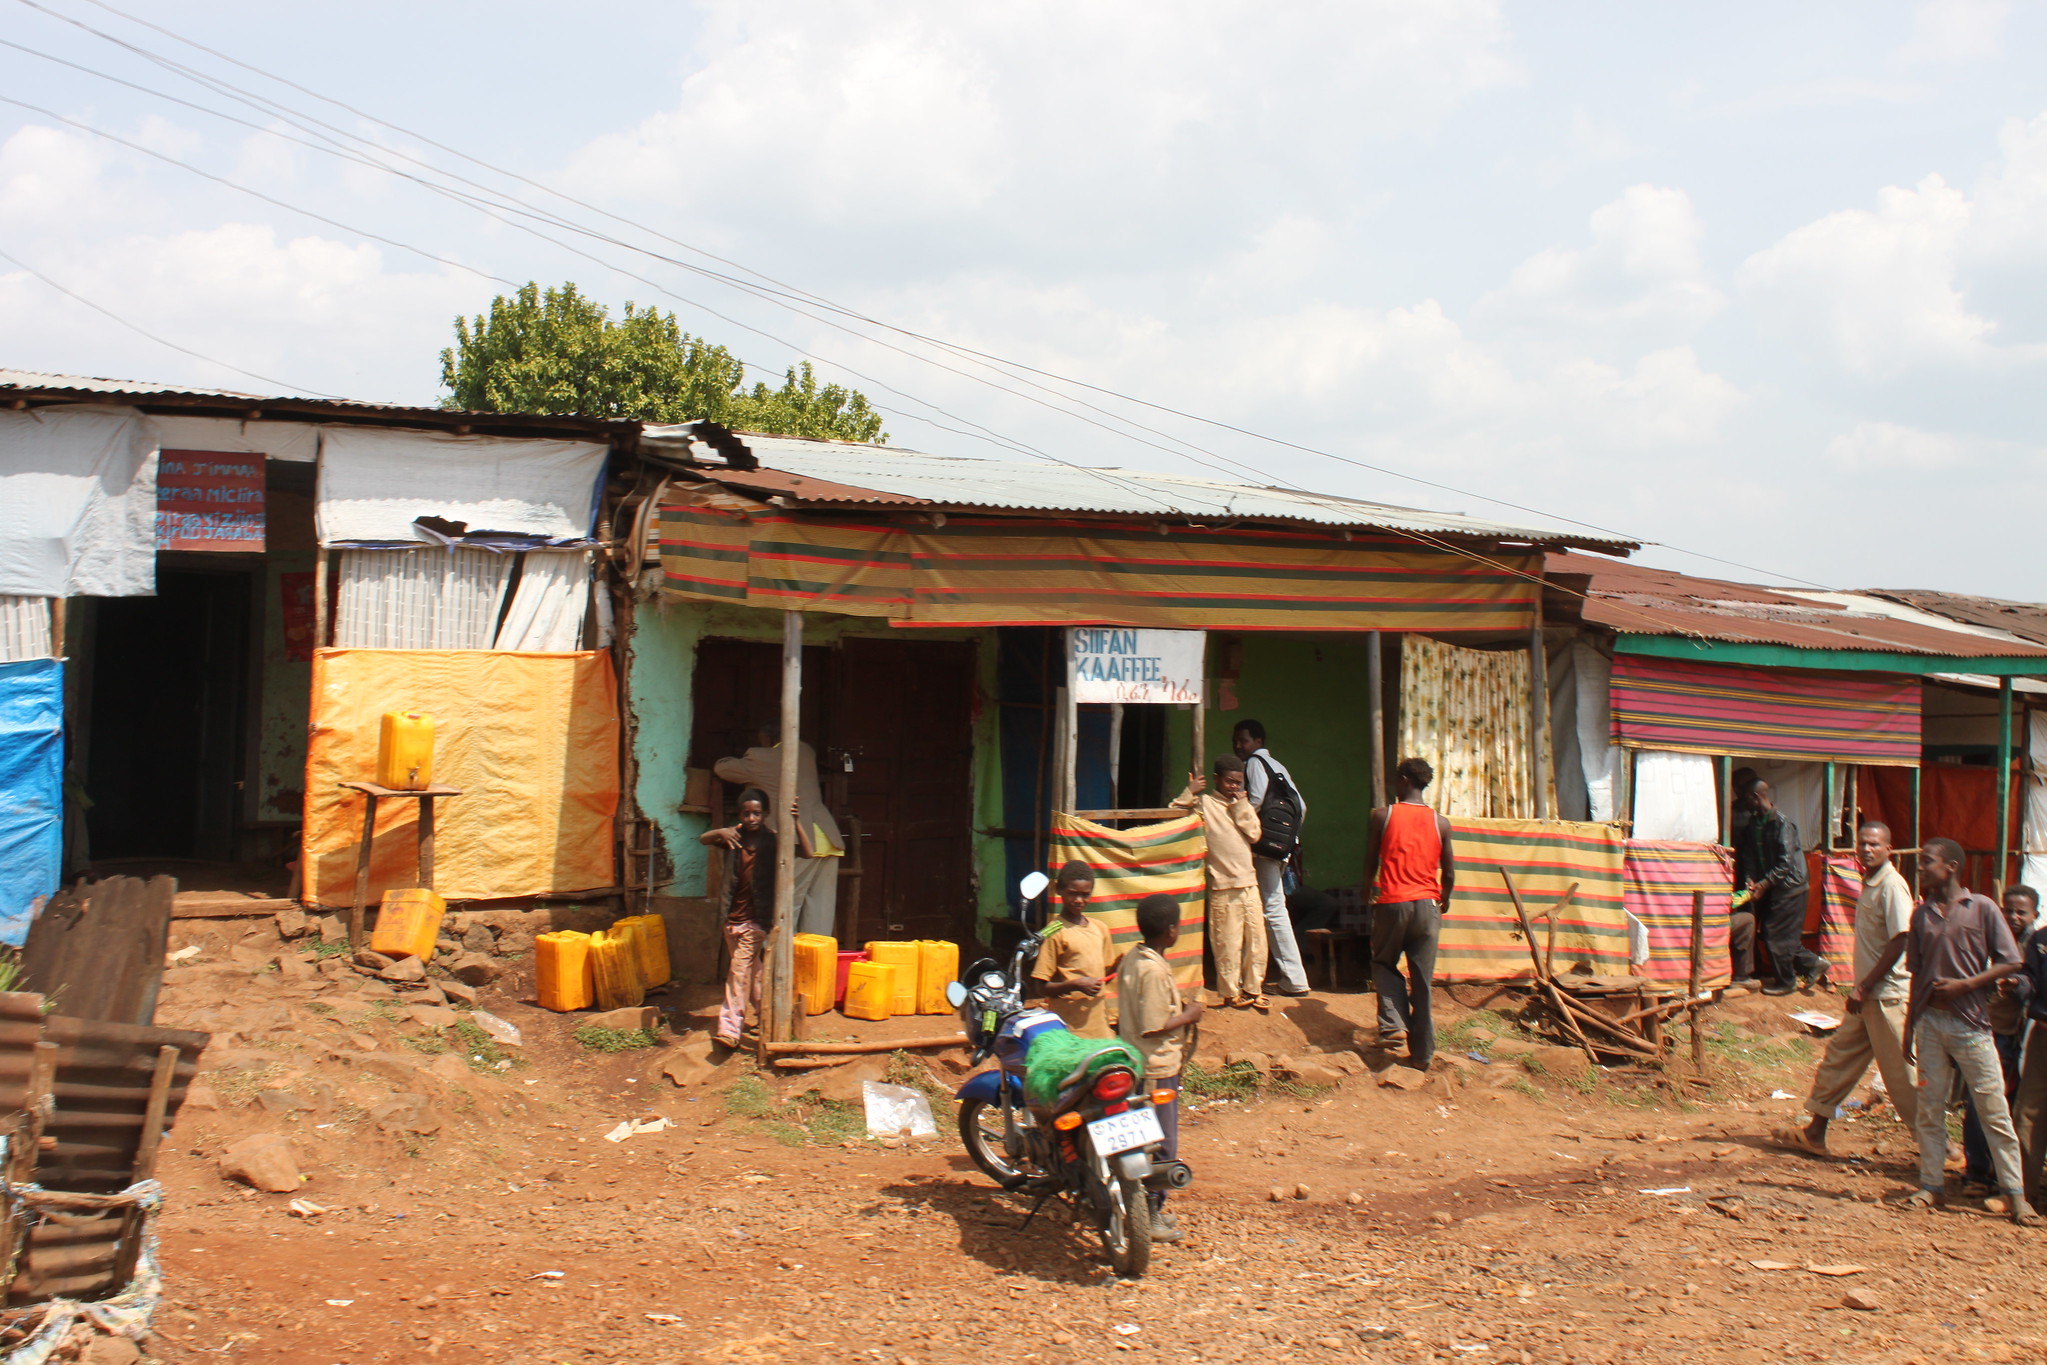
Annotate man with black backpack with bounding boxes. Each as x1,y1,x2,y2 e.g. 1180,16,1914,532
1233,719,1311,997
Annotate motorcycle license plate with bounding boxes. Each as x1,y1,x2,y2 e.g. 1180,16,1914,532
1086,1108,1164,1155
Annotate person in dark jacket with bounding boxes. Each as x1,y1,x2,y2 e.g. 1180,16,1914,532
701,788,775,1048
2002,890,2047,1203
1736,779,1819,995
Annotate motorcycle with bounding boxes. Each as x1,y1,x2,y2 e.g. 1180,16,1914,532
944,870,1193,1277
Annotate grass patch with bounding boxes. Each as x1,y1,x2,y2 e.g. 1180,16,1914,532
882,1051,953,1104
310,939,353,960
400,1033,449,1055
573,1025,662,1053
0,949,20,994
724,1072,873,1147
1438,1008,1518,1053
211,1063,292,1105
1183,1059,1261,1102
304,1001,334,1015
367,998,403,1023
450,1018,518,1074
1506,1076,1545,1102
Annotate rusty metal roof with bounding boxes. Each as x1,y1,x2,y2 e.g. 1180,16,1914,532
659,432,1640,547
1863,589,2047,648
1545,552,2047,658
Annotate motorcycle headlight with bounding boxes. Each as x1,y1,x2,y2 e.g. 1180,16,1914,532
981,972,1006,989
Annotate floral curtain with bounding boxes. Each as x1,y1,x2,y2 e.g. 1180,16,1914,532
1398,635,1553,820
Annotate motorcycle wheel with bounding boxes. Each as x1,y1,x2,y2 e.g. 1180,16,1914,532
957,1098,1030,1189
1100,1171,1152,1278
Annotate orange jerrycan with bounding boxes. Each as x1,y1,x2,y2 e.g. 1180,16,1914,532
842,960,897,1021
377,710,434,790
864,941,921,1016
915,940,959,1014
369,888,445,961
589,929,644,1011
792,934,837,1015
535,931,594,1013
615,914,671,988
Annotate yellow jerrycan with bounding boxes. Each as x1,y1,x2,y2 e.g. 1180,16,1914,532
377,711,434,790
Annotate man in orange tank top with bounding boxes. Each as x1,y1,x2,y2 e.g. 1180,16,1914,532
1363,757,1457,1068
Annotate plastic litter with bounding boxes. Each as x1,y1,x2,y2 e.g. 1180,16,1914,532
528,1271,565,1280
603,1117,673,1143
646,1313,682,1325
1639,1186,1691,1195
288,1198,327,1218
862,1081,937,1139
469,1010,523,1046
1788,1011,1840,1032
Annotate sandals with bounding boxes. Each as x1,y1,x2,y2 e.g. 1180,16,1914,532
1902,1189,1943,1211
1250,996,1272,1013
1771,1124,1829,1158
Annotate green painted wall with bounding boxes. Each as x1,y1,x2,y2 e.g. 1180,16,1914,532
1165,633,1378,894
627,599,1008,929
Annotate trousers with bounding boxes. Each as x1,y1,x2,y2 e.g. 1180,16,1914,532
1914,1011,2023,1196
1759,887,1821,987
1254,857,1308,993
1803,994,1917,1130
793,856,840,938
1962,1028,2024,1184
1207,884,1266,1002
1372,899,1441,1065
2010,1021,2047,1199
1728,911,1757,982
719,921,764,1041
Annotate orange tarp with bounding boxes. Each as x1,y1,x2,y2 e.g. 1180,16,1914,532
303,649,619,907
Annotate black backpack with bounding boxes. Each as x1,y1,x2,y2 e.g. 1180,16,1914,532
1248,755,1302,861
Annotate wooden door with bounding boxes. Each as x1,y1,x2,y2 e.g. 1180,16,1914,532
836,638,976,944
687,637,831,774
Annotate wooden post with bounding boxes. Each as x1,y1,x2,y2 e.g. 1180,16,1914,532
50,597,64,658
1056,656,1078,817
1823,762,1837,852
1529,610,1549,820
348,792,378,953
313,547,330,648
1718,755,1733,848
761,610,803,1060
1367,631,1387,811
1189,702,1204,785
1108,702,1124,805
12,1043,55,1185
131,1046,180,1181
1687,889,1706,1073
1998,676,2015,893
418,796,436,890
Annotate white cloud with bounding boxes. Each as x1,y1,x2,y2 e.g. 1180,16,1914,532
1823,419,1967,469
1480,185,1723,345
1898,0,2011,64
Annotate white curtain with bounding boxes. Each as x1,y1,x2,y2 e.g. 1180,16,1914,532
1747,758,1837,852
1631,750,1720,841
0,596,52,661
2022,711,2047,917
0,405,156,598
494,550,591,651
334,547,515,649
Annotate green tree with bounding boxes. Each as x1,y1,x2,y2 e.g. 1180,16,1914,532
439,281,887,443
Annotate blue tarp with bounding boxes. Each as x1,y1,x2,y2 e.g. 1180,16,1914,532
0,658,62,945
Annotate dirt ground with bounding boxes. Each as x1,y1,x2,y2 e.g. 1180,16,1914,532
133,917,2047,1365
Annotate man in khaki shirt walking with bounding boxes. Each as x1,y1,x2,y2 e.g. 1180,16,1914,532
1776,820,1918,1155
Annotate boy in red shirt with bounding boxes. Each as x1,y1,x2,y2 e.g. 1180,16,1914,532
1363,757,1457,1068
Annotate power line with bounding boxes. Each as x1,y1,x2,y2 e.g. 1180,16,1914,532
0,241,345,397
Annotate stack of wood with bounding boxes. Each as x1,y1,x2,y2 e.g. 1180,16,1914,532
1499,867,1709,1072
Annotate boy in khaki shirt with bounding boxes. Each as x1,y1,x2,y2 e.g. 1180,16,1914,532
1171,754,1266,1010
1118,893,1204,1243
1029,861,1123,1037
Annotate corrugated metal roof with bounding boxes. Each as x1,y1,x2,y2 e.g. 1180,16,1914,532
1546,552,2047,659
1864,589,2047,648
705,434,1637,548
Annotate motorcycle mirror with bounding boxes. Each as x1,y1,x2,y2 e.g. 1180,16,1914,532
1018,870,1051,902
945,980,968,1008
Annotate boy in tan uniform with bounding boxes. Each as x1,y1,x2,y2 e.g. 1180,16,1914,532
1171,754,1265,1009
1118,893,1204,1243
1029,861,1123,1037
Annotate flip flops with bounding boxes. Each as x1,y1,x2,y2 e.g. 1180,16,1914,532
1771,1124,1829,1158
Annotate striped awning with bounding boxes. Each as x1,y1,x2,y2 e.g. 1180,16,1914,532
657,503,1542,632
1609,653,1920,766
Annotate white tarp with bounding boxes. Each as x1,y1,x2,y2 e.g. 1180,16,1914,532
1631,749,1720,842
315,427,605,544
145,414,318,463
496,550,591,651
0,405,156,597
2023,711,2047,912
333,547,514,649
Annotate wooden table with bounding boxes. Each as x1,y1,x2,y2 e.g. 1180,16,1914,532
339,781,462,952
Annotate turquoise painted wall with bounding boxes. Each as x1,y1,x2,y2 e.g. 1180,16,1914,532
1165,633,1379,894
628,599,1009,929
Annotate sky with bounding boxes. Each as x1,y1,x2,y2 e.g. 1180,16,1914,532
2,1,2045,593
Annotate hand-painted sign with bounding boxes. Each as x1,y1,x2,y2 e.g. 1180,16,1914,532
156,450,265,551
1069,627,1205,704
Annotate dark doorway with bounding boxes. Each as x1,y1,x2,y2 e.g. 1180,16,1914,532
84,569,253,861
836,638,976,944
686,638,832,779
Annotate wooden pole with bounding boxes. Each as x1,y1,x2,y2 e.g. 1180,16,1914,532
1529,608,1549,820
763,1033,968,1056
1998,676,2015,893
1367,630,1387,811
313,547,330,648
1718,755,1733,848
1687,889,1706,1073
1823,762,1837,853
1108,702,1124,805
418,795,436,890
761,611,803,1062
131,1045,180,1181
347,792,378,954
1057,661,1078,817
49,597,64,658
1499,869,1599,1066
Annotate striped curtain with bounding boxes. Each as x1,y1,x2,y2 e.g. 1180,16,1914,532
1048,812,1207,992
1622,840,1733,986
1807,854,1859,978
1435,818,1630,982
1399,636,1552,819
1609,653,1920,766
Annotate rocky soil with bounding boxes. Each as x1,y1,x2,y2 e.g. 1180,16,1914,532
127,916,2046,1364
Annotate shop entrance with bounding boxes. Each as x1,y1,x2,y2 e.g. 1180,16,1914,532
688,634,977,946
82,568,253,863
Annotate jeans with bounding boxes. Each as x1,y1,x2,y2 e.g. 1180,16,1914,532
1914,1011,2024,1196
1759,887,1821,988
719,921,764,1041
1254,857,1308,993
1962,1027,2024,1184
1372,900,1441,1065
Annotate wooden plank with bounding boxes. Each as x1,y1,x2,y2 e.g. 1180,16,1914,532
171,896,297,919
130,1046,178,1181
19,877,174,1026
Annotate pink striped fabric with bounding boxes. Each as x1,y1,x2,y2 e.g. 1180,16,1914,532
1609,654,1920,765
